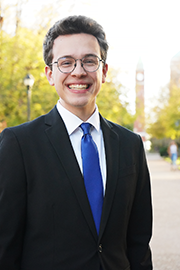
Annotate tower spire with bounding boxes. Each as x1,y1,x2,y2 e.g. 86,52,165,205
134,58,146,141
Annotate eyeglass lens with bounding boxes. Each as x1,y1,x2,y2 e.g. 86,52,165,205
57,55,100,73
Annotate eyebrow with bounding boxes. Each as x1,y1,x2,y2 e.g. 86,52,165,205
57,54,99,59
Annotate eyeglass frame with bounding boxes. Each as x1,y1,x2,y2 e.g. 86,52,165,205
48,54,105,74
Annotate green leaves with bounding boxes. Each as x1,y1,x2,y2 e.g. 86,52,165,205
0,28,133,130
0,27,57,127
97,69,134,130
147,85,180,139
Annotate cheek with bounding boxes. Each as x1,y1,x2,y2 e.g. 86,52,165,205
97,73,104,87
53,72,67,87
93,74,103,94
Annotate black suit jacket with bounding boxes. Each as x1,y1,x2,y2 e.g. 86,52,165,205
0,106,152,270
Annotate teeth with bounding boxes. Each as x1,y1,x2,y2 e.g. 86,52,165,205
69,84,88,90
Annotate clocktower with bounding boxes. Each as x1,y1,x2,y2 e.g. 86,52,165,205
133,58,146,141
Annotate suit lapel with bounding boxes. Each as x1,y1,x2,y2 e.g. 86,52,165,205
44,108,121,241
99,116,120,240
44,107,98,240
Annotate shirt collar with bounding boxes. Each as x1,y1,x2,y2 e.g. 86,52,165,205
56,99,100,135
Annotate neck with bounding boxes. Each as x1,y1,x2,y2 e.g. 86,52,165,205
59,100,96,121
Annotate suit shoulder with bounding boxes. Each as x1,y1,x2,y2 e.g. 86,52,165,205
2,107,58,136
3,116,44,136
104,118,140,141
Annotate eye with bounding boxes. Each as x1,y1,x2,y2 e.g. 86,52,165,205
83,56,98,66
58,57,74,67
61,60,74,66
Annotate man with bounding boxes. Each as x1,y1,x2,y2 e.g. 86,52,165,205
0,15,153,270
168,140,178,170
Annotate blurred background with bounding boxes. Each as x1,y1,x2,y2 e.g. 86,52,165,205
1,0,180,159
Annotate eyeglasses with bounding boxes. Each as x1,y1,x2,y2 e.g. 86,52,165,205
49,55,104,74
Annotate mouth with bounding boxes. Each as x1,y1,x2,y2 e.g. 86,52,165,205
68,84,90,90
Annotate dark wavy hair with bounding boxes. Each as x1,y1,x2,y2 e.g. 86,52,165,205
43,15,109,66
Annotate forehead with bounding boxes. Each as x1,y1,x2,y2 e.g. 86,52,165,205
52,33,101,59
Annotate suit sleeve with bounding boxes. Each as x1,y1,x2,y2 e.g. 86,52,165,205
127,136,153,270
0,128,26,269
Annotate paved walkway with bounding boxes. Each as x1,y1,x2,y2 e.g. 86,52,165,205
146,153,180,270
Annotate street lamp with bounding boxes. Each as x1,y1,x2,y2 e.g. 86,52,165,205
23,73,34,121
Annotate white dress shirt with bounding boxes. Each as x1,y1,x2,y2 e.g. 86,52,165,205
56,99,107,192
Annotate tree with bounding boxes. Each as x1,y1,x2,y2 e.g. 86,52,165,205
97,69,135,130
147,85,180,139
0,1,134,129
0,26,58,127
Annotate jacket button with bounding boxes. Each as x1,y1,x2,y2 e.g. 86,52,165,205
98,244,103,253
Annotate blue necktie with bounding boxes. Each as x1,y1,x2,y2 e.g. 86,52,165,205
80,123,104,234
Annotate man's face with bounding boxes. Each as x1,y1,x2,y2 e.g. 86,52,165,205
45,33,108,120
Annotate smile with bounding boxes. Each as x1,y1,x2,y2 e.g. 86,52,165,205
68,84,89,90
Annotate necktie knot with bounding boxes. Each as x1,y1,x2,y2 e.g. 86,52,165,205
80,123,91,136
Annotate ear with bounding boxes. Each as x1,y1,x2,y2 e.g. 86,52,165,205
102,63,108,83
45,65,55,86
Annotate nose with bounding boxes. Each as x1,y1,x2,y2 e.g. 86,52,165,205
71,59,87,76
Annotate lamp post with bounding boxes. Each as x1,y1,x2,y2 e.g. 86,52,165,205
23,74,34,121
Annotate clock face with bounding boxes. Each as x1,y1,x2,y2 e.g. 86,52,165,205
136,72,144,81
